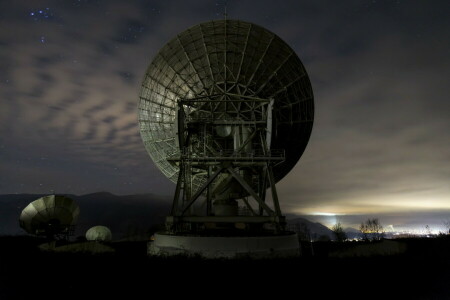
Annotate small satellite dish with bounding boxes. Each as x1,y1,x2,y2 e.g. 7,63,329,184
19,195,79,239
85,226,112,242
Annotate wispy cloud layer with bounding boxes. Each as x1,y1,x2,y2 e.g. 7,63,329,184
0,1,448,222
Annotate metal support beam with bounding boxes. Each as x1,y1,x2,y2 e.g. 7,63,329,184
259,165,267,216
266,163,282,217
243,33,275,94
176,102,185,149
255,51,294,94
171,167,184,216
241,197,256,216
235,128,257,153
181,166,224,215
206,166,212,215
224,92,270,102
176,35,209,94
227,167,274,216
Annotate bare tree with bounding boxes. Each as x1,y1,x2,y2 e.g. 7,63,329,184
331,222,347,242
360,218,384,241
443,220,450,234
425,225,432,236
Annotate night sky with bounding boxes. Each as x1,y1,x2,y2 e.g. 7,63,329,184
1,0,449,231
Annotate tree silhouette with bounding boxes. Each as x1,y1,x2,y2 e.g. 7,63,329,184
331,222,347,242
359,218,384,241
443,220,450,234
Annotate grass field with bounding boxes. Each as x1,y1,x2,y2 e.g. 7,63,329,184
0,236,449,299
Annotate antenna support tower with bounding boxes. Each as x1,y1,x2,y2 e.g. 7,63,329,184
139,19,314,258
167,94,286,236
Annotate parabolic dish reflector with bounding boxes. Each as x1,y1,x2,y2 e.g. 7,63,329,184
138,19,314,187
86,225,112,241
19,195,80,236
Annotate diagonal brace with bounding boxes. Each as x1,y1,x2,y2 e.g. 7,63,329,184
171,166,184,216
266,163,282,216
181,166,224,215
241,197,257,216
227,167,274,216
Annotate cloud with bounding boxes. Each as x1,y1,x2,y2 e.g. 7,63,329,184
0,0,448,229
0,0,175,195
272,2,450,215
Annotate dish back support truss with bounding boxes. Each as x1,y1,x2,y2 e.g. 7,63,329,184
166,91,287,233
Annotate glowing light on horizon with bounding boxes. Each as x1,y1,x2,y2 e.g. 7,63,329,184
290,194,450,216
311,212,341,216
386,224,395,232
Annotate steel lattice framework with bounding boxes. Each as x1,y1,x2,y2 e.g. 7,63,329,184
139,19,313,183
138,19,313,233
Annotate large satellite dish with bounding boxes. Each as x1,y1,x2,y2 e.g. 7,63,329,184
19,195,80,239
139,19,313,187
138,19,314,258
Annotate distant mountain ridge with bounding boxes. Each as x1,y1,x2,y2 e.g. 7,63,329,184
1,192,343,240
286,217,362,240
0,192,171,239
287,217,334,240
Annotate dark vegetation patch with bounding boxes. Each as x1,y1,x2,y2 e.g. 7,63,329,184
0,236,449,299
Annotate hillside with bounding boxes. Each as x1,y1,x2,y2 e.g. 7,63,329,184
0,192,171,239
2,193,348,241
287,217,335,240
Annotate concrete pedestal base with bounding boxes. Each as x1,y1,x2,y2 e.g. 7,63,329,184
148,232,300,259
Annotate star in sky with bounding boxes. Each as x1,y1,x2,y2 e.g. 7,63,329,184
29,7,53,21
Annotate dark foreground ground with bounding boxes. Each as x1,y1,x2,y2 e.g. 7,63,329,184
0,236,449,300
